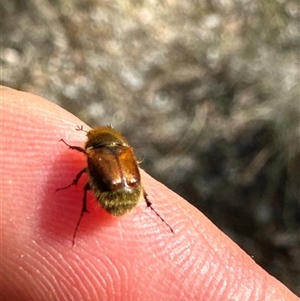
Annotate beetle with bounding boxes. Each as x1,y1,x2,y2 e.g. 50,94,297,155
57,125,173,244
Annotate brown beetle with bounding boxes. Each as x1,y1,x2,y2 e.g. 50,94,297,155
57,125,173,244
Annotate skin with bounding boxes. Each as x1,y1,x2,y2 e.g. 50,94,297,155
0,86,298,301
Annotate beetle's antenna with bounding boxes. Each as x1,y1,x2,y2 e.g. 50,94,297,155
76,125,88,133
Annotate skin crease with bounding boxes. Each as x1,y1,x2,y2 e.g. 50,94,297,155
0,86,298,301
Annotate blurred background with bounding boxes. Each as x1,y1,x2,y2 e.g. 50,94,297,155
1,0,299,295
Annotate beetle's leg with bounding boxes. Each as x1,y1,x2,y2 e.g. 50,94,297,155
72,182,91,245
143,190,174,233
59,139,86,154
56,168,87,191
